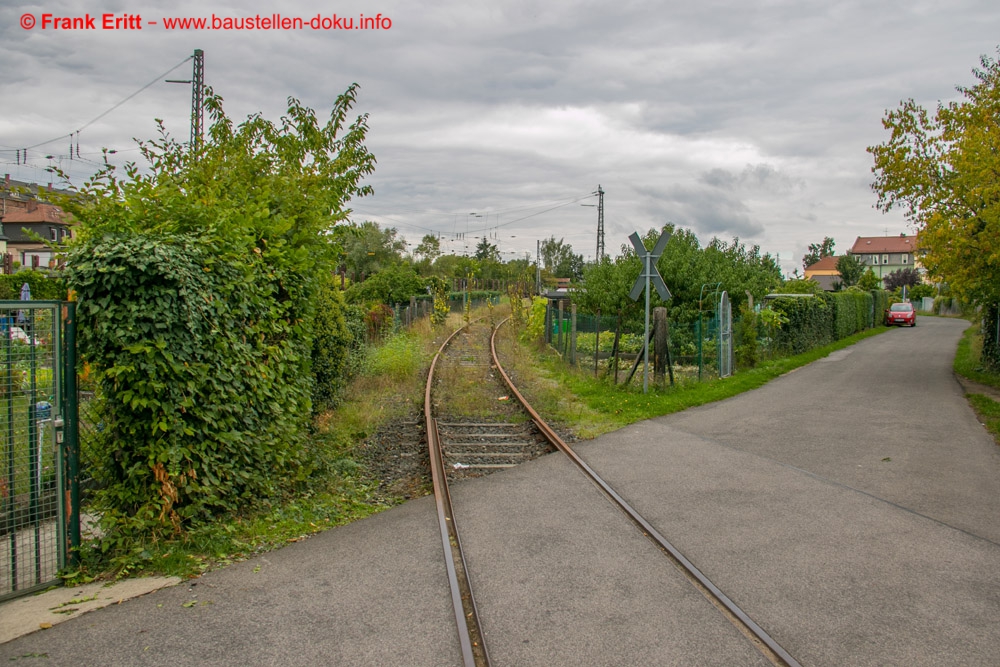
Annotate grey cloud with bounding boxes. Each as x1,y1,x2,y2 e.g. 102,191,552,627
700,164,803,193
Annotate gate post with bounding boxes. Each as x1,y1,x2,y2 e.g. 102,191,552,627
63,302,80,566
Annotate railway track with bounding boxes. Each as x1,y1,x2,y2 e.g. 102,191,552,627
425,315,801,667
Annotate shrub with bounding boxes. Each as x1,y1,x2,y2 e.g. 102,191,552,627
521,296,548,345
0,270,66,300
735,303,758,368
311,280,356,412
66,234,312,535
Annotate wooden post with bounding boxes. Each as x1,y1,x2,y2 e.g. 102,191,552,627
594,309,601,376
654,307,667,383
611,315,621,384
545,300,552,344
557,300,564,353
570,303,577,365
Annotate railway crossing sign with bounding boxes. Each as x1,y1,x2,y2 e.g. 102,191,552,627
628,231,671,302
628,229,672,393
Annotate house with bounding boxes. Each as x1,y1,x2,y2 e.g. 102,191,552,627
1,176,74,270
848,234,919,287
803,255,841,291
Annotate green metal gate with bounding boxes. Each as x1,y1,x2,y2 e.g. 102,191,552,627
1,300,78,601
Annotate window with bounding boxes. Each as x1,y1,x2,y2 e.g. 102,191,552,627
872,255,879,265
902,254,908,264
882,254,889,264
50,227,57,240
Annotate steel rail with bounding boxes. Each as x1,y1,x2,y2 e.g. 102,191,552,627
425,322,491,667
490,318,801,667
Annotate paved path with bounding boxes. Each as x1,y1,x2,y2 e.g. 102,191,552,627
2,316,997,665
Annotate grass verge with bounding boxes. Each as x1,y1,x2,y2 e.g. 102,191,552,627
953,322,1000,390
952,321,1000,448
967,395,1000,442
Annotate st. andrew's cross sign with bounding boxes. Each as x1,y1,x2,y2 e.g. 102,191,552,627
628,230,671,393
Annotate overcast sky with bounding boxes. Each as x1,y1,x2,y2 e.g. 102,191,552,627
3,0,999,275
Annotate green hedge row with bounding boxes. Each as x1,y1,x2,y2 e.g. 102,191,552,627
770,290,884,354
0,270,66,300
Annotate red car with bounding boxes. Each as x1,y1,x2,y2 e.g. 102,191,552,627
885,302,916,327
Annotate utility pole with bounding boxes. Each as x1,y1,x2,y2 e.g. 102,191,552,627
596,184,605,263
191,49,205,150
166,49,205,151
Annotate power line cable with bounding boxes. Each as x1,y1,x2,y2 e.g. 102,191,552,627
13,55,193,153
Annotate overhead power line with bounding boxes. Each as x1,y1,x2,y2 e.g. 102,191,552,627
11,55,194,153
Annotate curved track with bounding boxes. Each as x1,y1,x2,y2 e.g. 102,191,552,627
426,316,802,667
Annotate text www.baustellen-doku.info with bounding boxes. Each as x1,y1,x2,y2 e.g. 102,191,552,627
19,12,392,31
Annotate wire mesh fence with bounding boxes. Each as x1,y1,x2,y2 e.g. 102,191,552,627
543,302,729,384
1,302,64,600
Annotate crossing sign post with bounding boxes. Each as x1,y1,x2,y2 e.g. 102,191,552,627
628,230,671,393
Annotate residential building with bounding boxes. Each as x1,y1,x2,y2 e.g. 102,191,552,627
803,255,841,291
1,175,73,270
848,235,919,287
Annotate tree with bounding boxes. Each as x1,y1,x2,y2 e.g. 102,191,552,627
835,255,866,289
415,234,442,262
882,267,921,291
869,49,1000,368
474,236,500,262
802,236,836,271
540,236,584,281
338,220,407,280
857,268,881,291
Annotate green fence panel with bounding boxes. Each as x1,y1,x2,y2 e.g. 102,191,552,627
0,300,76,601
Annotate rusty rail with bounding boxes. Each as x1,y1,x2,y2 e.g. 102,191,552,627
425,322,490,667
490,318,801,667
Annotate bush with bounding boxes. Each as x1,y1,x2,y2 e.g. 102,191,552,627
769,296,832,353
735,303,758,368
827,289,872,339
311,280,356,412
66,234,313,536
0,270,66,300
521,296,548,345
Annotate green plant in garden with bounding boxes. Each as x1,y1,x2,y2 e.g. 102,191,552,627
522,296,548,345
736,302,759,368
56,85,376,550
311,277,359,412
429,277,450,326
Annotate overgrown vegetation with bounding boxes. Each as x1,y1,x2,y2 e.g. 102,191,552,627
58,84,376,565
953,321,1000,448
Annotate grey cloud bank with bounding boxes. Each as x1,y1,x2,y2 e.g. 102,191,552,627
3,0,998,273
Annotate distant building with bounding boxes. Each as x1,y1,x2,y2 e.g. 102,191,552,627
848,235,919,287
1,175,73,270
803,255,841,291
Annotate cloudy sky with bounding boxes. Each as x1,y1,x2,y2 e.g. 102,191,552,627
3,0,999,275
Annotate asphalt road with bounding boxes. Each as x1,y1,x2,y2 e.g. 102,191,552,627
2,315,997,666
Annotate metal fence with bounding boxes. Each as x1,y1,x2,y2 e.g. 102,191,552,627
543,301,727,384
1,301,78,601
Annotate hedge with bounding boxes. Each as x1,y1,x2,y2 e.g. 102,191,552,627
0,270,67,300
769,289,884,354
